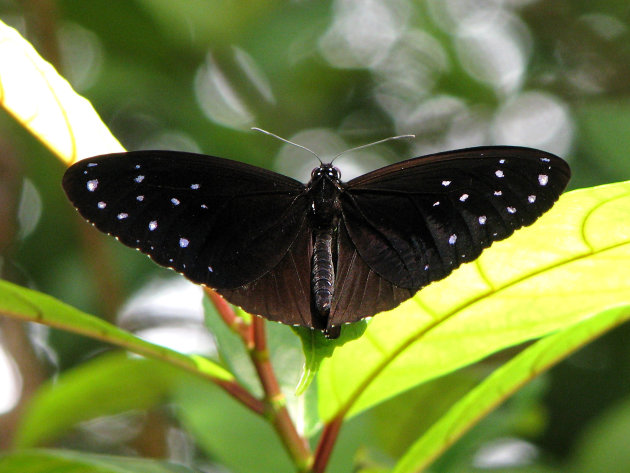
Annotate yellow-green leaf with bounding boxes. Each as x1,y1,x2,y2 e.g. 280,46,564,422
393,305,630,473
0,20,123,164
318,181,630,421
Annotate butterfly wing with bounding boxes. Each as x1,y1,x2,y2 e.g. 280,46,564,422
328,146,570,326
62,151,309,289
218,223,315,327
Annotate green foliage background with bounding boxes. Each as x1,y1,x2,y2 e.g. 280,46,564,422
1,1,630,472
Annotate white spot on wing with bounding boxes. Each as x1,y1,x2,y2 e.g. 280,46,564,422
87,163,98,167
442,180,451,187
494,190,502,196
87,179,98,191
495,170,504,178
117,212,128,220
433,201,440,207
208,266,213,273
200,204,208,209
541,157,550,163
149,220,158,231
528,195,536,203
135,175,145,183
191,184,200,190
135,164,141,169
179,238,189,248
136,195,144,201
538,174,549,186
499,159,506,164
459,193,469,202
507,206,517,214
171,198,180,206
478,215,487,225
449,234,457,245
97,201,107,209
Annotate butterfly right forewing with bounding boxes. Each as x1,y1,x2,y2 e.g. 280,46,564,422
338,147,571,292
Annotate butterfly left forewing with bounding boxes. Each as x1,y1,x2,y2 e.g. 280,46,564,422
63,150,309,289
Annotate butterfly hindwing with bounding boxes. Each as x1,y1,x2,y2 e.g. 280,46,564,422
62,151,309,289
217,222,315,327
339,147,571,291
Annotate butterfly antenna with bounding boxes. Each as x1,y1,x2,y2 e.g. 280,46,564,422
330,134,416,163
252,127,323,164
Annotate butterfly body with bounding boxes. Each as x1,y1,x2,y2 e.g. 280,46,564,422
63,146,570,338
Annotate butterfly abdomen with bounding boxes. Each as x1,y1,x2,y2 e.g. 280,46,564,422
312,227,335,318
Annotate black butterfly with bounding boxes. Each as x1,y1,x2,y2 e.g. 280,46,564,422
63,146,570,338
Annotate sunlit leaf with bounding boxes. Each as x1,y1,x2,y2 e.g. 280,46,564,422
0,20,123,164
318,181,630,420
0,279,232,382
14,352,187,447
392,305,630,473
0,449,195,473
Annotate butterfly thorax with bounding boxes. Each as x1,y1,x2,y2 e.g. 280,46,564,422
308,164,343,227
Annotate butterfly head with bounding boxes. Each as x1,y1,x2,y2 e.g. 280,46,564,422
311,163,341,182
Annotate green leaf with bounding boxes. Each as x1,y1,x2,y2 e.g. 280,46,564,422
0,449,195,473
392,305,630,473
175,379,294,473
14,352,186,447
0,279,232,382
317,181,630,421
203,297,261,395
0,20,123,163
293,321,367,395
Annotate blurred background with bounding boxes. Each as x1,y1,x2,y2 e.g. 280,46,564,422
1,0,630,471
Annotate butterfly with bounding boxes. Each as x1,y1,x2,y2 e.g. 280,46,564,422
62,143,570,338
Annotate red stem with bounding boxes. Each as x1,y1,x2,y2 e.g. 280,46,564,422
250,316,312,470
214,378,266,415
204,288,252,345
205,289,312,469
313,415,344,473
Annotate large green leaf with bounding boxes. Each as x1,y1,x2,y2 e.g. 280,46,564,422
0,449,195,473
393,305,630,472
0,279,232,382
318,181,630,421
13,353,187,447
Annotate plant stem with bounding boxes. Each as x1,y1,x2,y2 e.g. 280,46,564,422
250,316,313,470
204,288,252,345
214,378,266,416
205,289,314,470
313,414,344,473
